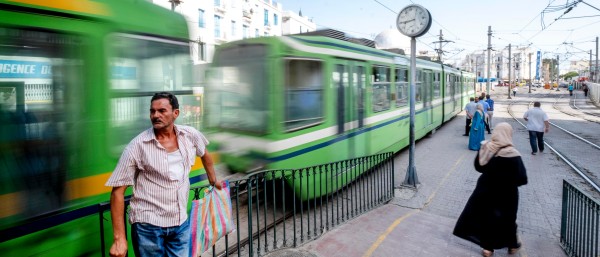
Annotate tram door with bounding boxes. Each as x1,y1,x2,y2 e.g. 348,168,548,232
333,61,366,159
448,74,457,114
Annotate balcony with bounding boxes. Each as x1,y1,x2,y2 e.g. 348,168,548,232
214,4,227,14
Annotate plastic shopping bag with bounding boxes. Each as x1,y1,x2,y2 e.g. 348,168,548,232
189,180,235,256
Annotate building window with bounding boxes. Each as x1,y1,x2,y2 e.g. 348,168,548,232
255,28,259,37
299,26,303,33
264,32,268,37
214,15,221,38
243,25,248,39
264,9,269,26
198,9,205,28
231,20,236,37
198,41,206,61
274,13,278,25
214,0,220,7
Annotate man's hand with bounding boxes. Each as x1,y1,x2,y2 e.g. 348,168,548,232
213,180,223,190
109,238,128,257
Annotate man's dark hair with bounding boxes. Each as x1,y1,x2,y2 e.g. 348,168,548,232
478,96,484,100
151,91,179,110
470,97,475,101
534,101,541,107
486,95,491,99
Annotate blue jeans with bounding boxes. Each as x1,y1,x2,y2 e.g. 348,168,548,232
131,219,190,257
528,130,545,153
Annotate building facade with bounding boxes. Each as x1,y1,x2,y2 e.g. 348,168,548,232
152,0,316,83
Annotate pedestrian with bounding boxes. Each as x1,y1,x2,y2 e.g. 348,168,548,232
523,101,550,155
468,104,486,151
454,122,528,257
105,92,222,257
463,97,477,136
478,96,491,134
583,84,589,97
568,83,574,96
485,95,495,128
512,86,517,97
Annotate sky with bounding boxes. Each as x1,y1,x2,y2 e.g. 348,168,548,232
276,0,600,70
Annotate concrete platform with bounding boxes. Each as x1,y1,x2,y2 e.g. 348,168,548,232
272,89,594,257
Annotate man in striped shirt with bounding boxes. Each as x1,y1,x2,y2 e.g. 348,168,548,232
105,92,222,257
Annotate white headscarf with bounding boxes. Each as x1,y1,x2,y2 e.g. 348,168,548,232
478,122,521,166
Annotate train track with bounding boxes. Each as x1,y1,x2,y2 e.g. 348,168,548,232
507,100,600,193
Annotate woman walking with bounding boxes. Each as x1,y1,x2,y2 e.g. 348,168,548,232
468,104,486,151
454,122,528,257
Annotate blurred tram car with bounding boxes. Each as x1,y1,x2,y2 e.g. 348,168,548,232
204,35,475,200
0,0,209,256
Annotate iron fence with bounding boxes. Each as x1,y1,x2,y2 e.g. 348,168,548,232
99,151,395,256
560,180,600,257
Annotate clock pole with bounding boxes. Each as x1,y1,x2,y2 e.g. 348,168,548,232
404,36,419,187
396,4,432,188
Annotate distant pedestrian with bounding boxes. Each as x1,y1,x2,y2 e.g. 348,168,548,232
478,96,491,134
568,84,574,96
485,95,495,127
463,97,477,136
523,101,549,155
468,104,486,151
583,84,589,97
454,122,528,257
512,86,518,97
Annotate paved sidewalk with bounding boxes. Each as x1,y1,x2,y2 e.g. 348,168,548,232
269,89,592,257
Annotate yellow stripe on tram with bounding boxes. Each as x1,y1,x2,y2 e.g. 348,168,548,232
65,155,213,200
0,192,24,218
9,0,110,16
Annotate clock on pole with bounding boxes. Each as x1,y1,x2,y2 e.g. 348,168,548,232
397,4,432,187
396,4,432,38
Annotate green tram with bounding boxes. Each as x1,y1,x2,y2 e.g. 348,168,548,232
0,0,207,256
204,35,476,200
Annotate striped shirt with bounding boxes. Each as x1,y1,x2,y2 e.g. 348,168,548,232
105,125,209,227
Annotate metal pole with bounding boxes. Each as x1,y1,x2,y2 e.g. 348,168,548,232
590,50,593,81
486,26,492,93
594,37,599,83
508,44,512,99
556,55,560,91
529,52,532,93
403,37,419,187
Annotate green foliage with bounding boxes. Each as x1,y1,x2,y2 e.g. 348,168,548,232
560,71,579,80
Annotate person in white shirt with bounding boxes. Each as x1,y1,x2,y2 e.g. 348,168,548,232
523,101,549,155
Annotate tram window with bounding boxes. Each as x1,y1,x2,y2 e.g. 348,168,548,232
415,71,423,103
395,68,408,107
0,27,83,222
284,59,323,131
433,72,441,99
372,66,390,112
108,34,194,153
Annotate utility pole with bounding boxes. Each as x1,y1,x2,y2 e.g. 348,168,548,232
508,44,512,99
590,50,593,81
432,29,453,63
556,55,560,91
594,37,600,83
528,52,532,93
486,26,492,93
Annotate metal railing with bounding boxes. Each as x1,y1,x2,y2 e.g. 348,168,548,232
99,152,395,256
560,180,600,257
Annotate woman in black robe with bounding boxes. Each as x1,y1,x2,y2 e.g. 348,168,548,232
453,122,528,257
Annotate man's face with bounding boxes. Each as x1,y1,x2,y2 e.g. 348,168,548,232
150,98,179,130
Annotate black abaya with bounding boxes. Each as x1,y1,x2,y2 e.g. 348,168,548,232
453,153,528,250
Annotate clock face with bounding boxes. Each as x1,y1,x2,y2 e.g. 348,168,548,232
396,4,432,37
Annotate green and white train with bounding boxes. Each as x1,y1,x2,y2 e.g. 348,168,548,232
204,35,476,199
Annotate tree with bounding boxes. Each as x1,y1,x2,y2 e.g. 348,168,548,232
560,71,579,81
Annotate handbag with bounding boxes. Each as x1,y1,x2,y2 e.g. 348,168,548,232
189,180,235,256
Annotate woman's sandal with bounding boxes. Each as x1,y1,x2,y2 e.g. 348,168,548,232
508,242,522,254
482,249,494,257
